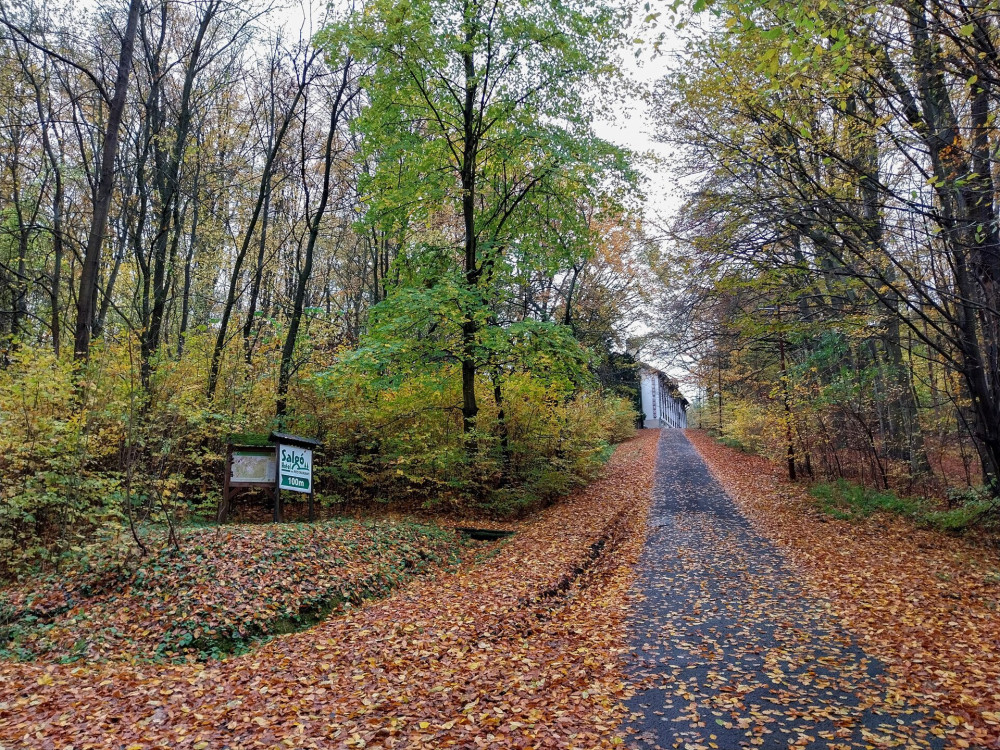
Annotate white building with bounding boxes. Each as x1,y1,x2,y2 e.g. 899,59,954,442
639,365,688,429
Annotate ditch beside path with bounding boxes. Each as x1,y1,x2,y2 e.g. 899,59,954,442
622,429,945,750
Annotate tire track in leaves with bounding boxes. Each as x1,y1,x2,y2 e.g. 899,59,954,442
0,431,658,749
622,430,946,750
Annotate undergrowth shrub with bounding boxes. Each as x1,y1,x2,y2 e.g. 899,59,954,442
0,334,274,579
310,364,636,516
928,486,997,532
719,398,772,455
0,349,125,577
0,322,639,579
810,478,997,533
597,395,638,443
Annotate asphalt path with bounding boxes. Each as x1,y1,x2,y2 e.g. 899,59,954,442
622,430,945,750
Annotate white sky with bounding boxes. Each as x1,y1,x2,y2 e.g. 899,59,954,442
592,47,683,230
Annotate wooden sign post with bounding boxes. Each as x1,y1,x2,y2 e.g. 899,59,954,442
218,432,321,523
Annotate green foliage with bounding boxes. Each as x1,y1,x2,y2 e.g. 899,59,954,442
0,519,461,662
924,503,994,534
313,356,636,516
334,0,636,446
719,398,771,455
596,394,638,444
0,349,125,577
930,486,998,533
810,480,925,522
0,309,637,581
0,0,643,578
717,436,754,454
810,479,997,534
0,336,272,579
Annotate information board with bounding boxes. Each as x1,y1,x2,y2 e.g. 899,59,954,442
230,449,276,485
278,444,312,493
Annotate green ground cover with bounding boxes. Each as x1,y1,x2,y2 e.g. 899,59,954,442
809,479,994,533
0,519,463,663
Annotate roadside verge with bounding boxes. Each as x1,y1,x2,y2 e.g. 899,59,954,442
688,429,1000,749
0,430,659,749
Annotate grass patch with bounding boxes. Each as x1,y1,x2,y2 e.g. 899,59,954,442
810,479,995,534
924,501,995,533
810,480,925,522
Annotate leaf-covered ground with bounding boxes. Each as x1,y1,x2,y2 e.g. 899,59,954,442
687,429,1000,749
1,521,462,663
0,430,658,748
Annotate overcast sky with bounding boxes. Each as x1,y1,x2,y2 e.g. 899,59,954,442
592,46,682,229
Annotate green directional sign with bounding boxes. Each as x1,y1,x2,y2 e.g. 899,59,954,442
278,444,312,493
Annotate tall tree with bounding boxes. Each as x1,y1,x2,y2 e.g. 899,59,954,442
342,0,632,436
72,0,141,360
654,0,1000,486
276,55,360,418
206,42,323,400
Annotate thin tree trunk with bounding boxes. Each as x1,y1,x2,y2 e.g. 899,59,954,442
142,0,216,385
460,36,480,436
177,155,200,358
208,48,320,400
243,183,271,364
277,60,355,417
74,0,141,360
24,56,64,356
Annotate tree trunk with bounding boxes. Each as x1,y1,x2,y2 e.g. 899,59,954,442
74,0,141,360
177,156,200,358
243,181,271,364
142,0,215,385
208,49,319,399
277,61,355,418
460,38,480,436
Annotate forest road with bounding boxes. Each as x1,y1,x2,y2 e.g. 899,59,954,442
621,429,946,750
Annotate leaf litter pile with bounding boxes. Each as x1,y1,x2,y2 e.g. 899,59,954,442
688,429,1000,749
1,521,460,663
0,430,658,748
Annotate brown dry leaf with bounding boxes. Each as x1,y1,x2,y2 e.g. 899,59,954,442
0,432,659,749
688,429,1000,749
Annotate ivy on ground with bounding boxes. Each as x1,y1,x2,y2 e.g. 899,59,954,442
1,521,461,663
0,431,657,748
